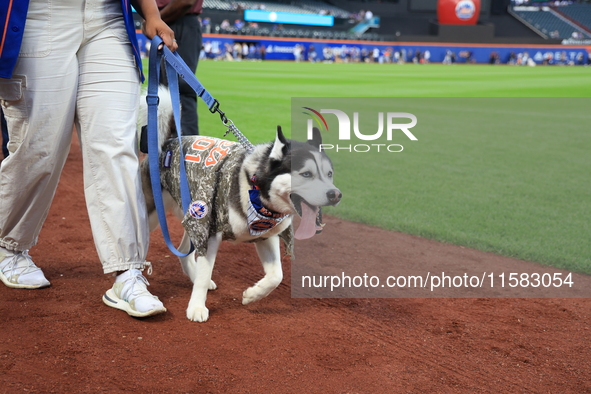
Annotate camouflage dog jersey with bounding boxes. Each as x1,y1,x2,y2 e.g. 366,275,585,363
159,136,293,257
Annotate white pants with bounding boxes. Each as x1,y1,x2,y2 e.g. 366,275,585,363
0,0,149,274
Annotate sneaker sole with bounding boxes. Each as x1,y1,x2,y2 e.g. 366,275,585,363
0,271,51,289
102,289,167,318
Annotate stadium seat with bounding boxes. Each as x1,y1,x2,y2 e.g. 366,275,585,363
555,4,591,33
511,7,591,39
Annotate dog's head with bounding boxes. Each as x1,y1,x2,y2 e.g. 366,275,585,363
251,126,341,240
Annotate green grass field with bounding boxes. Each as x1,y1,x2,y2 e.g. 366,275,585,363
149,61,591,273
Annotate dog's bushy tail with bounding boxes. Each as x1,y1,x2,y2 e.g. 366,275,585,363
138,86,175,155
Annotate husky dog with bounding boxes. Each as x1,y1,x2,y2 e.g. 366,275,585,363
140,91,341,322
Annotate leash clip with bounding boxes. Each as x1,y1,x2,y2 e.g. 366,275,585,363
210,99,229,125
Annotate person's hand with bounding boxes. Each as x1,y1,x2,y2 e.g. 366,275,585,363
142,19,178,52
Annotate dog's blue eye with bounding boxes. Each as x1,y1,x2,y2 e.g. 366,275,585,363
300,171,312,178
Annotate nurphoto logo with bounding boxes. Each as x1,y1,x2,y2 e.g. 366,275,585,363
302,107,418,153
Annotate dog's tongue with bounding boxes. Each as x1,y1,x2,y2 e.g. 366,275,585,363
295,203,318,240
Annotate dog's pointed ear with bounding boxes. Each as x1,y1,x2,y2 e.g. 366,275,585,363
308,127,322,149
270,125,288,161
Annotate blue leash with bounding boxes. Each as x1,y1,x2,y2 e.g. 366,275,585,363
146,36,253,257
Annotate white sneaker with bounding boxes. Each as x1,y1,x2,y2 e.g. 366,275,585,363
102,268,166,318
0,248,51,289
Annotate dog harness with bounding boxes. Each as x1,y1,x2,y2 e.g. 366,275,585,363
159,136,293,257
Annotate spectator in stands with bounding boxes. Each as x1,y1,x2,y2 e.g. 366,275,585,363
517,51,534,66
345,46,353,63
508,52,517,65
202,17,211,33
383,47,392,63
210,42,221,59
242,42,249,59
338,45,347,63
373,48,381,63
220,19,230,31
203,41,213,59
459,50,474,63
294,44,303,62
360,48,368,63
443,49,454,64
489,51,500,64
157,0,203,136
143,40,152,59
331,46,340,61
413,50,422,64
222,43,233,60
233,43,241,60
323,47,335,62
308,45,317,62
139,38,149,59
259,44,266,61
234,19,244,30
351,47,361,63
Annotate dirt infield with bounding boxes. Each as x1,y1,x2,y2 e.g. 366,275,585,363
1,136,590,393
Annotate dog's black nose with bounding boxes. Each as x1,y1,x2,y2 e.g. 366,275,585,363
327,189,342,204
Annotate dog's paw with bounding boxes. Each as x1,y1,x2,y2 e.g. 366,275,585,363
209,280,217,291
242,286,263,305
186,305,209,322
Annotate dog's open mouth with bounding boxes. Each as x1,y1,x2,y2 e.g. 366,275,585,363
290,194,325,240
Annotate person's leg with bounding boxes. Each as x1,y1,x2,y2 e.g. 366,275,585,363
0,0,81,288
161,14,202,136
76,0,163,316
76,3,149,275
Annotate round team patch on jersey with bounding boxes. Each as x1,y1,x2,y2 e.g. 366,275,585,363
250,219,277,232
189,200,208,219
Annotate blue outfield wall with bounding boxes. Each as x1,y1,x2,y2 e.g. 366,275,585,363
136,33,590,65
